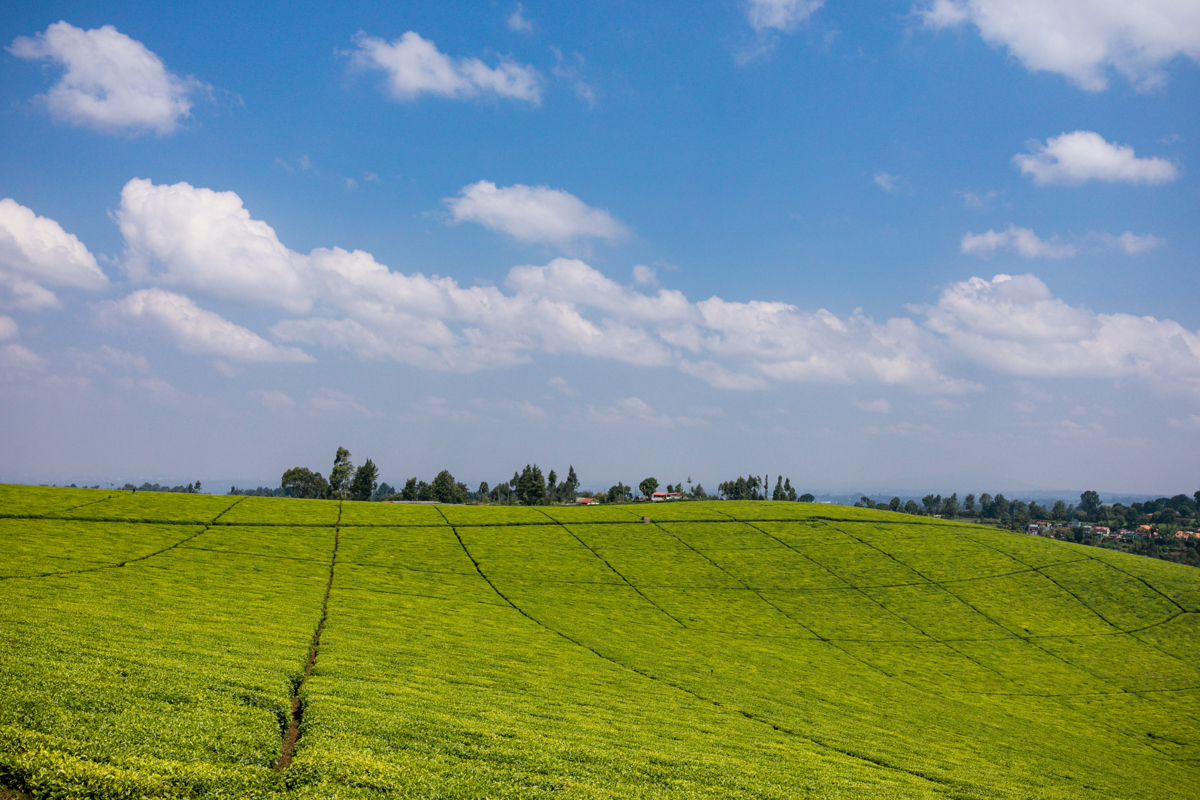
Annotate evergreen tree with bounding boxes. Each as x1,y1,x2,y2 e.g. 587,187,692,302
348,458,378,501
329,447,354,498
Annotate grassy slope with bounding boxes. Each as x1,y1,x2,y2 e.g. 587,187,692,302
0,486,1196,799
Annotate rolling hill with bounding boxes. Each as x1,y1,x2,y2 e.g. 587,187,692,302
0,484,1197,799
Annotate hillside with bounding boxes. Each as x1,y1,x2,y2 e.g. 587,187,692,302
0,484,1197,799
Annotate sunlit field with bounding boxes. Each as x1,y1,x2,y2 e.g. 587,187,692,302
1,485,1197,799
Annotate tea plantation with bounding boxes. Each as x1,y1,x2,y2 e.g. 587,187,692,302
1,484,1197,799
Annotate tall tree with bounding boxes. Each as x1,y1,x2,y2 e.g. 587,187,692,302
431,470,458,504
329,447,354,499
942,493,959,518
514,465,546,505
348,458,378,501
1079,490,1102,520
400,477,419,501
639,477,659,499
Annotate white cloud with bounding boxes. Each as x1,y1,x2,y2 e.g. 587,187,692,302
1013,131,1179,185
588,397,688,428
445,180,628,247
0,343,45,375
117,179,312,313
632,264,657,286
747,0,825,33
1099,232,1162,254
0,197,108,311
957,189,999,207
8,22,204,133
109,178,1200,397
0,315,17,341
916,0,1200,91
351,31,541,104
921,274,1200,388
508,4,534,33
249,389,295,409
874,172,900,192
104,288,313,363
961,226,1077,258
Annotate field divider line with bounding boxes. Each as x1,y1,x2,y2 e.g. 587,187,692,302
0,498,251,581
445,521,965,797
964,535,1197,671
644,520,931,686
845,532,1148,701
742,521,1017,682
1082,554,1187,614
548,521,689,629
274,500,341,772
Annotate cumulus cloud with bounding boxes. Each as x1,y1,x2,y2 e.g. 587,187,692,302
922,274,1200,388
445,181,628,247
1013,131,1179,185
8,22,204,133
350,31,541,104
916,0,1200,91
746,0,825,32
961,226,1077,258
103,288,313,363
0,197,108,310
117,178,312,312
107,178,1200,397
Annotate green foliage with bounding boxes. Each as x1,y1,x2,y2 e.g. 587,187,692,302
346,459,378,502
638,476,659,498
1,484,1198,800
281,467,328,500
327,447,353,499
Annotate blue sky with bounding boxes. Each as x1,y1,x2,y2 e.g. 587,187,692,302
1,0,1198,496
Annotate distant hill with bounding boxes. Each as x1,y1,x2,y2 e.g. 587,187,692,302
0,485,1197,799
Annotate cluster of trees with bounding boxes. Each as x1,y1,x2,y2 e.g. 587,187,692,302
717,475,812,502
121,481,202,494
276,447,379,501
855,490,1200,531
393,471,472,504
483,465,580,505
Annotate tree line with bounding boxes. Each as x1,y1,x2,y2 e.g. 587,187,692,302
256,450,826,508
